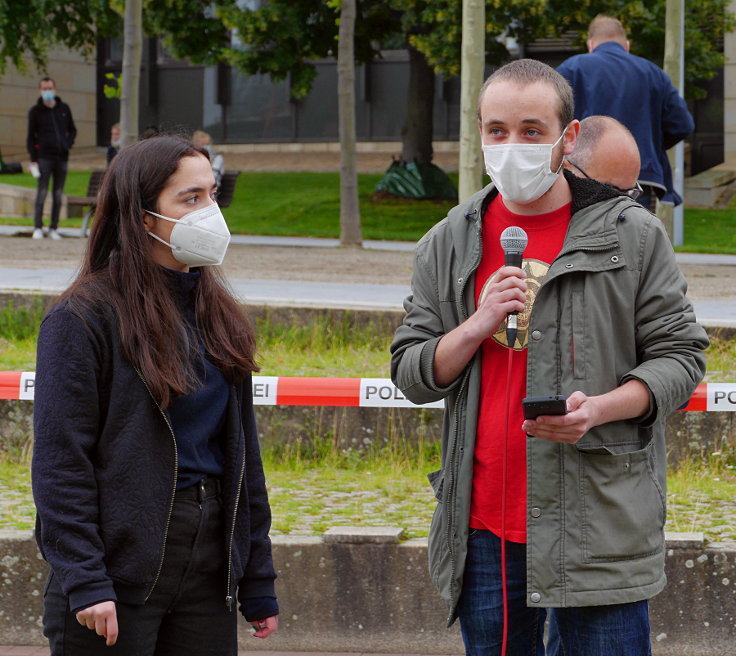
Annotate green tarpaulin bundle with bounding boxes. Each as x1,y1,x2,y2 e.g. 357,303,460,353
375,160,457,200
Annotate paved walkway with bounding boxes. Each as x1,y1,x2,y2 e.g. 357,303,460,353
2,226,736,326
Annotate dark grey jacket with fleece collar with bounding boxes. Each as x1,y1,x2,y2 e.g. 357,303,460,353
390,175,709,624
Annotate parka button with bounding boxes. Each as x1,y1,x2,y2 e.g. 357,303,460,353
458,277,463,284
565,263,574,269
530,592,541,603
531,330,542,340
531,507,541,518
611,255,620,263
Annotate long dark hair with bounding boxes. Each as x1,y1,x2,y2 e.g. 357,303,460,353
58,136,257,408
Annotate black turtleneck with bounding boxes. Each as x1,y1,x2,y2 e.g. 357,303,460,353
163,267,228,489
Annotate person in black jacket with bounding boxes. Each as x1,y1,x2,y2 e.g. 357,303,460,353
33,135,279,654
26,77,77,240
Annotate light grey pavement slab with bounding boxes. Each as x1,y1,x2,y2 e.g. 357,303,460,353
1,266,735,327
0,226,417,252
1,227,735,326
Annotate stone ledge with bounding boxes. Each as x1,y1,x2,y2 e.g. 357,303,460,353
0,531,733,654
665,531,705,550
684,164,736,208
323,526,405,544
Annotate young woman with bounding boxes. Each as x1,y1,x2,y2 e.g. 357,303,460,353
32,136,278,655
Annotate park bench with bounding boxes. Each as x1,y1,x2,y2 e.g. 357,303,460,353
216,170,240,208
66,169,105,237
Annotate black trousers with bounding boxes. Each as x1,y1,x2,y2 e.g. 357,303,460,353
34,157,68,230
43,478,237,656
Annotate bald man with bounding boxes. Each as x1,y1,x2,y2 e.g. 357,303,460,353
564,115,643,200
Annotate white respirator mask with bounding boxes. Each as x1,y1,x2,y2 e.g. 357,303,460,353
482,129,567,204
146,203,231,266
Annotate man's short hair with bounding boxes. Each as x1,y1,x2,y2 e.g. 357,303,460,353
588,15,627,43
39,76,55,87
476,58,574,130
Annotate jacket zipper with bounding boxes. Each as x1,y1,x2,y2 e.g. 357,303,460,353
136,371,179,603
225,387,246,612
445,372,469,626
49,106,64,153
446,217,481,625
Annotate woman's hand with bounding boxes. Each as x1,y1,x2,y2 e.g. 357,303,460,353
76,601,118,646
251,614,278,638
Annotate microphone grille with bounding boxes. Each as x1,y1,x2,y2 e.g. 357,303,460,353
500,226,528,252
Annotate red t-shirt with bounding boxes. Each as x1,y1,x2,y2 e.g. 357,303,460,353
470,195,571,542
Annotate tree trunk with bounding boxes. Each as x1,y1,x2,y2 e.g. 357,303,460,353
337,0,362,247
120,0,143,145
458,0,485,201
662,0,686,245
401,45,435,165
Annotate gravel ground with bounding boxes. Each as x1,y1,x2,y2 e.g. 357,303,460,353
1,465,734,542
0,235,415,286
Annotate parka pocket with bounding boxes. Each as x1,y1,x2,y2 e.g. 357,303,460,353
570,288,586,380
427,501,448,587
427,469,444,501
578,441,665,562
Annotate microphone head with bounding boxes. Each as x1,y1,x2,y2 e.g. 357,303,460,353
500,226,528,253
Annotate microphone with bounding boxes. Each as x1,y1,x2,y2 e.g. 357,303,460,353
500,226,528,345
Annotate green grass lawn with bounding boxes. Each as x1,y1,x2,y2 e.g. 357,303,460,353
3,170,734,249
0,170,456,241
2,301,736,381
674,208,736,254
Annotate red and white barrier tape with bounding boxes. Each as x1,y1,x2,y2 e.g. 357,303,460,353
0,372,732,411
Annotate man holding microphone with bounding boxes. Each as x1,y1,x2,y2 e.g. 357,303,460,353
391,59,707,654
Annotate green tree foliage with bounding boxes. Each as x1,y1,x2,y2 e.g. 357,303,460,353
142,0,237,66
219,0,397,99
0,0,236,76
407,0,546,77
3,0,732,102
0,0,119,75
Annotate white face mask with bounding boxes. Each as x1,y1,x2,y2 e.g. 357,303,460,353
146,203,231,266
482,129,567,204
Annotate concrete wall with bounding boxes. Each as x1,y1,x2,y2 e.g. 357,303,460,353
0,530,732,654
0,47,96,161
725,0,736,163
0,183,70,221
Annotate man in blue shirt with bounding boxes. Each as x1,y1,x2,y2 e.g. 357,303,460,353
557,15,693,212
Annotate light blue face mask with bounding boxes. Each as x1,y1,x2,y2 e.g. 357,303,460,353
41,90,56,101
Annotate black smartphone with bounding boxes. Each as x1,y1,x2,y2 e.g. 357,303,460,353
522,395,568,420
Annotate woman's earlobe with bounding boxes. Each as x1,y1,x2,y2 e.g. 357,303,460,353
142,212,155,231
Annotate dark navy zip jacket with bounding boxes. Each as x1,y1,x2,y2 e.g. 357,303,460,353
557,41,694,205
32,297,277,616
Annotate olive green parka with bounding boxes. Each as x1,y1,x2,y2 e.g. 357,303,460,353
390,175,709,624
